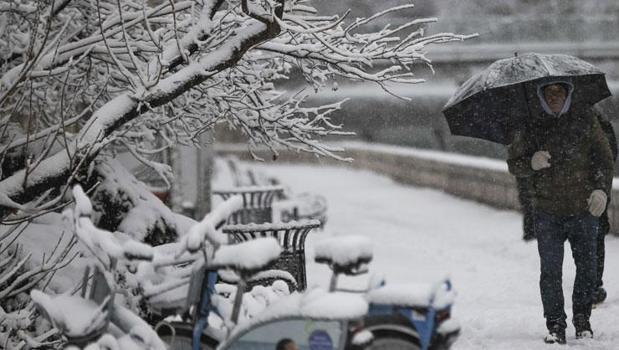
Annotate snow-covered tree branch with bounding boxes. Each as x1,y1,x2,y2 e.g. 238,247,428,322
0,0,470,221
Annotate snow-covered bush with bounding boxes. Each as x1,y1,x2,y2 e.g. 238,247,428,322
0,222,77,349
86,158,195,244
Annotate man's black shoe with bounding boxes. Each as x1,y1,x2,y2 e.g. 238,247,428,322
544,325,566,345
592,286,607,305
573,314,593,339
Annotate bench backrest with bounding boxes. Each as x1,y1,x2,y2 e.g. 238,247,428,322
213,186,285,224
222,220,320,290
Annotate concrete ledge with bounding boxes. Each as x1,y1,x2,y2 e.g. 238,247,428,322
216,141,618,236
427,41,619,63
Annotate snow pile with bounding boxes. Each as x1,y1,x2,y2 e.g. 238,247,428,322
29,291,107,338
6,213,84,293
209,281,293,327
240,284,291,322
223,293,304,342
314,235,373,268
367,280,456,309
212,237,281,271
252,281,290,304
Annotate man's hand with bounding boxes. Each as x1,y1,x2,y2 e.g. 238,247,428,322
588,190,607,217
531,151,551,170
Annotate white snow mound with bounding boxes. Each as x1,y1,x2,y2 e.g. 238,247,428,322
314,235,373,266
212,237,281,271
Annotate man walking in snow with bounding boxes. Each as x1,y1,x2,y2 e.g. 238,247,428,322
515,107,617,306
507,81,614,344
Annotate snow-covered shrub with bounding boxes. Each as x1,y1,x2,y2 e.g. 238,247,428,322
85,158,195,245
0,222,77,349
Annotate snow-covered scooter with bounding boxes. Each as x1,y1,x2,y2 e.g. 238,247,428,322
314,236,460,350
31,188,459,350
158,234,459,350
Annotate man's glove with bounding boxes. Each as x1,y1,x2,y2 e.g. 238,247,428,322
588,190,607,217
531,151,551,171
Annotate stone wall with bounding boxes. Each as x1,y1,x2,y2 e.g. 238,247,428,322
216,141,619,236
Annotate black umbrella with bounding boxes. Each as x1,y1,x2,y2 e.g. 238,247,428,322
442,53,612,145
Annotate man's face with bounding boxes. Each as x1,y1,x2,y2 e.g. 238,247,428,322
283,342,299,350
543,84,568,114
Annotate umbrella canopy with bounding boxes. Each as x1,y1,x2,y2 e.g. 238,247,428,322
442,53,611,145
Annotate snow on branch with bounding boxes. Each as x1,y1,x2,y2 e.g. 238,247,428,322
0,0,470,220
179,195,244,253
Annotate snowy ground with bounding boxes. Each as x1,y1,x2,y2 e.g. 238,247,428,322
252,163,619,350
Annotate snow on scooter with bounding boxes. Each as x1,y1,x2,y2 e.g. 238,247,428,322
32,187,459,350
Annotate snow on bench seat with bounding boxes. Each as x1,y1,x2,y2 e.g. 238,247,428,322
212,237,281,272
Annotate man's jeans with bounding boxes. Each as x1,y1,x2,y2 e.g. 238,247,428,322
534,211,598,329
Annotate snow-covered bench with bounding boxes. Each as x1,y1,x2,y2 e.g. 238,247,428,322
211,237,282,323
145,220,319,321
272,192,328,228
213,185,286,224
214,185,328,229
214,157,328,227
221,220,321,291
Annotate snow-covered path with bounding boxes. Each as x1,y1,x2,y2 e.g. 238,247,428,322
255,163,619,350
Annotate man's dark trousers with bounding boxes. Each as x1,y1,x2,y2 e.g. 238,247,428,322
534,211,598,329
